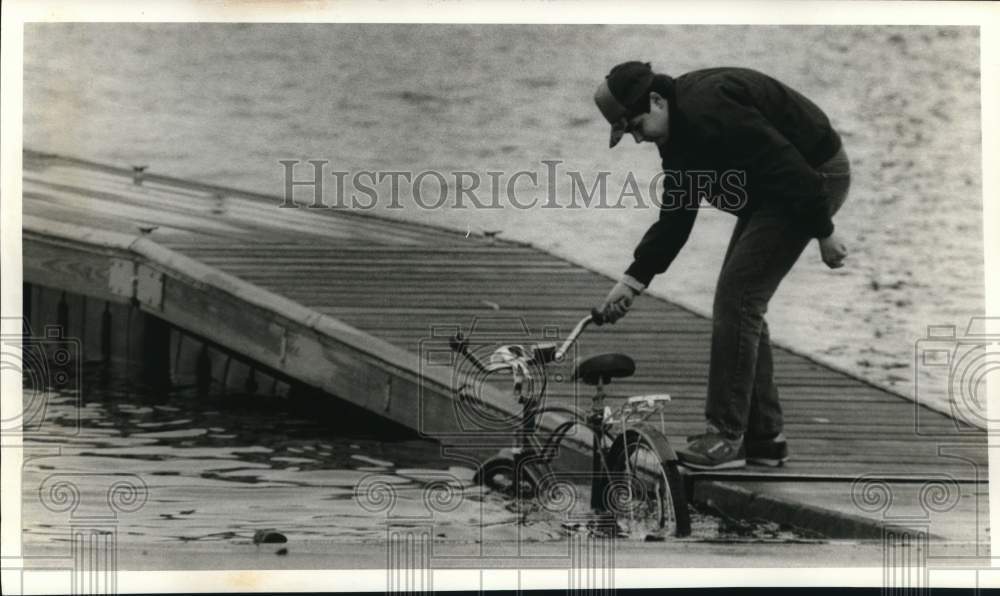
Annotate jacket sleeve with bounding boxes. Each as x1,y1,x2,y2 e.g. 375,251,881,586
693,82,834,239
624,182,699,287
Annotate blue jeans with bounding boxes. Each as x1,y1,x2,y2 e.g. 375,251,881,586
705,147,851,439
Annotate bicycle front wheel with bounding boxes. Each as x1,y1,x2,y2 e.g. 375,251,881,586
605,430,690,538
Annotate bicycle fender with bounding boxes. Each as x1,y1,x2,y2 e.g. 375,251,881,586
609,422,679,463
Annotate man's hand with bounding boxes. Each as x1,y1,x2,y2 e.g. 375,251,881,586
601,276,645,323
818,232,848,269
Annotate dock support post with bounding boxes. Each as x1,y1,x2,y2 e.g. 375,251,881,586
196,344,212,397
79,296,87,356
57,292,68,334
100,302,112,364
220,355,232,396
245,368,258,395
140,313,172,392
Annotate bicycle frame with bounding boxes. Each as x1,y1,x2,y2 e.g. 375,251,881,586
451,311,690,537
451,312,642,511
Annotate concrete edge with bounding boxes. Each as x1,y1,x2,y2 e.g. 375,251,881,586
692,479,948,541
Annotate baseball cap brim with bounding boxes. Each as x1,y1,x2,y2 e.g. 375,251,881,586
594,80,629,148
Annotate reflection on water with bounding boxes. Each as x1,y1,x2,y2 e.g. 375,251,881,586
23,365,501,545
22,365,810,547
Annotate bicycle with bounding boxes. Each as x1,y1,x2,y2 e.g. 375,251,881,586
449,308,691,538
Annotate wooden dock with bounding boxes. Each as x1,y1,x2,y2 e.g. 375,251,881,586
21,150,987,499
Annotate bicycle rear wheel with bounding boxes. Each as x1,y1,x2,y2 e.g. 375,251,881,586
606,431,690,538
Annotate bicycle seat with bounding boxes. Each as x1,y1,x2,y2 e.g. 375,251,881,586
573,353,635,386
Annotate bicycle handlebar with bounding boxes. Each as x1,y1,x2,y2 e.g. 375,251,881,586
449,307,606,372
552,308,604,361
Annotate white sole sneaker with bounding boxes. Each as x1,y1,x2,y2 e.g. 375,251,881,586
747,456,788,467
679,458,747,471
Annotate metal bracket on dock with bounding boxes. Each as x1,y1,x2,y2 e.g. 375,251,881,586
109,259,161,310
109,259,137,301
383,376,393,412
279,327,289,365
136,265,164,311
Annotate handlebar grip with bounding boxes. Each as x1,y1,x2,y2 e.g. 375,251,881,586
590,307,607,326
449,332,492,373
449,332,469,354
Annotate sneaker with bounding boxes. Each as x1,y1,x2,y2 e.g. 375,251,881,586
684,423,729,444
677,432,746,470
746,433,789,467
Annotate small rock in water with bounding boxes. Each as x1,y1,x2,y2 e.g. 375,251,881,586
275,548,288,556
253,529,288,544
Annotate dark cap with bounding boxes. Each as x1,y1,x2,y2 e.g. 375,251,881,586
594,61,654,148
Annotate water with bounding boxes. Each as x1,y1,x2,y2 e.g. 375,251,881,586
22,368,490,545
22,24,985,419
21,367,810,550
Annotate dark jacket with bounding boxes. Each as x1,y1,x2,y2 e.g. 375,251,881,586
624,67,843,287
